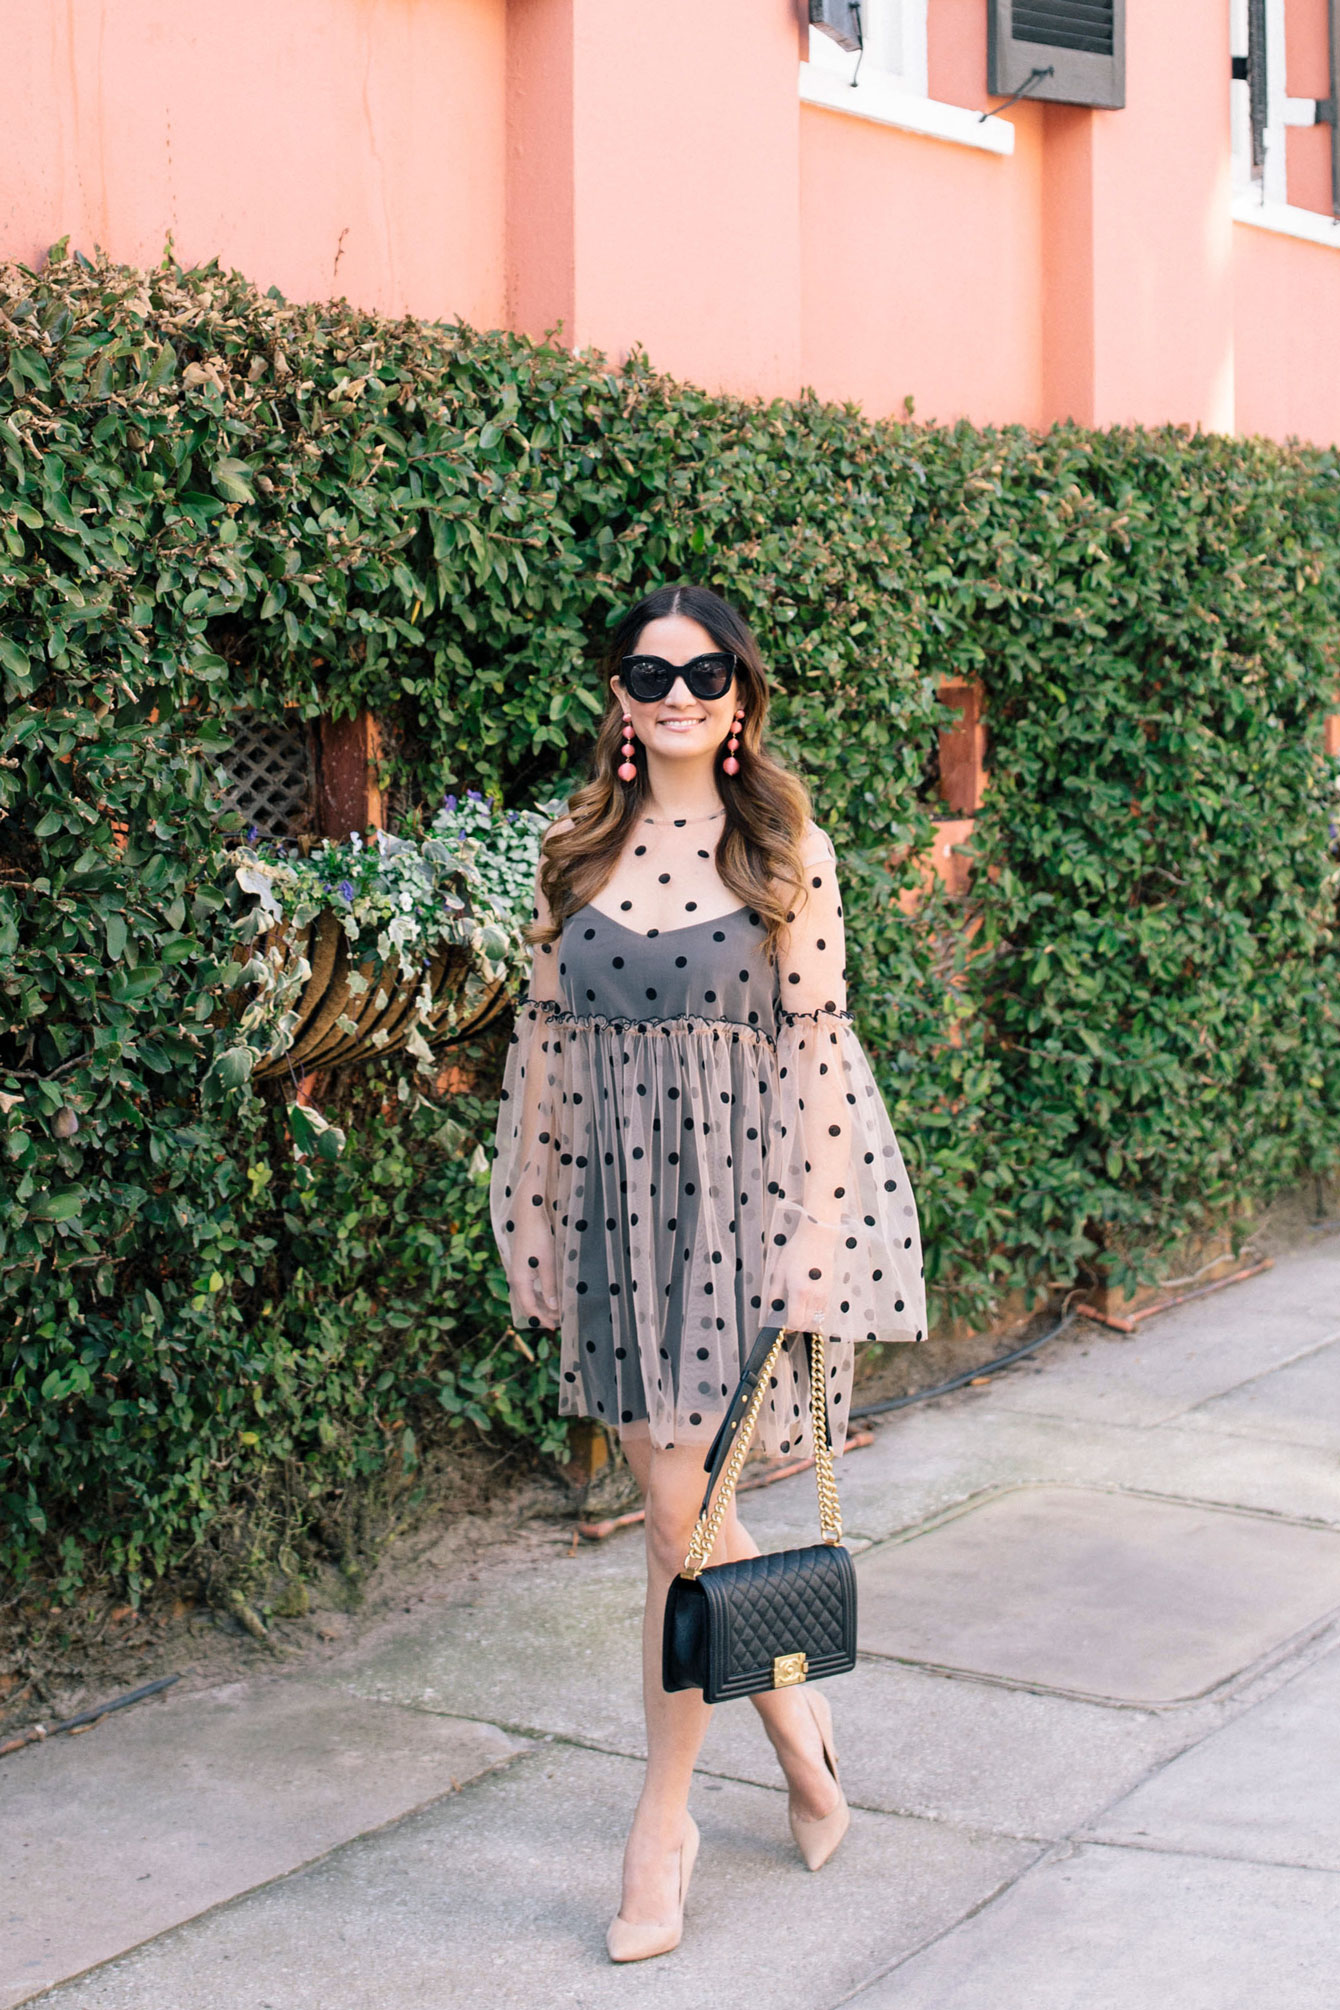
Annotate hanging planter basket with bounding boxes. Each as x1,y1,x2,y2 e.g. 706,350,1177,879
216,802,550,1098
249,913,509,1081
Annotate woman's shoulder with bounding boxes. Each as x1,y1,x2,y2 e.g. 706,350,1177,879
800,819,837,870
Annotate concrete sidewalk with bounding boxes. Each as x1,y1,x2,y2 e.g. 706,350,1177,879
6,1234,1340,2010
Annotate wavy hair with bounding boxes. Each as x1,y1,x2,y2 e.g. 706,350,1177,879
535,584,810,953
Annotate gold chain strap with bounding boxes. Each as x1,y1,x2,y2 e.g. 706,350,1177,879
809,1327,844,1549
680,1330,842,1579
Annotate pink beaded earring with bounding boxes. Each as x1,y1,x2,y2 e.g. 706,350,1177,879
617,712,638,784
721,707,745,777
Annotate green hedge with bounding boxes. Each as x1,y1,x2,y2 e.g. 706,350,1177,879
3,248,1338,1591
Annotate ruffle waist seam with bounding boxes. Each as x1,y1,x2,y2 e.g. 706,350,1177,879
517,999,854,1039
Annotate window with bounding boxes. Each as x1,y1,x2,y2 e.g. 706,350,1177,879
802,0,1015,155
986,0,1126,110
1231,0,1339,215
808,0,928,97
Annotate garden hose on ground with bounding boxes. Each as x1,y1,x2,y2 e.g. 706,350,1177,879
851,1216,1340,1422
850,1310,1080,1421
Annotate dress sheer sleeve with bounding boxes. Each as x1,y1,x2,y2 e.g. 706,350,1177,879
490,865,564,1326
763,827,926,1348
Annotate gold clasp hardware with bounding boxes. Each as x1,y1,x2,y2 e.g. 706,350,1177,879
773,1651,808,1688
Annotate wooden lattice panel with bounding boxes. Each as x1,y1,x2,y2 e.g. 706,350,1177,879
219,711,314,838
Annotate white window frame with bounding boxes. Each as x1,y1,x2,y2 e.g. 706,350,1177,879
1230,0,1289,203
800,2,1014,157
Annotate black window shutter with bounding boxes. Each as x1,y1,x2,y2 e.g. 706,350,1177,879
1246,0,1268,170
988,0,1125,109
809,0,863,58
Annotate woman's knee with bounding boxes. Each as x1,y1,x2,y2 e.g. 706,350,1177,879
642,1449,708,1576
644,1492,697,1577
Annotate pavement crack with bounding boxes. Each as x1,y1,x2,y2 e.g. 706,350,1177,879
1073,1834,1340,1876
819,1840,1065,2008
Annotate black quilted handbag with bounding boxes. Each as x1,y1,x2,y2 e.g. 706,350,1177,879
662,1327,857,1704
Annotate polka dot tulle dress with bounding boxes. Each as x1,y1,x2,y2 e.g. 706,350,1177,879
491,816,925,1459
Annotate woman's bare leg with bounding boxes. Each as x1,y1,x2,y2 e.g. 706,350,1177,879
716,1505,843,1821
616,1432,841,1923
613,1435,716,1925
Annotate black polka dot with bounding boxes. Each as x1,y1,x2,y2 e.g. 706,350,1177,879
620,899,632,911
634,845,647,855
658,873,671,884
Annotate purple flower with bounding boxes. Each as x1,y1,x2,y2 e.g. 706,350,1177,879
442,793,458,812
466,789,483,802
338,880,355,903
246,824,259,843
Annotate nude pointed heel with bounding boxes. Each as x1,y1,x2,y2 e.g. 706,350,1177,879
789,1690,850,1871
606,1815,700,1963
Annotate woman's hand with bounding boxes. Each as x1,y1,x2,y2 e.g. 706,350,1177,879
511,1202,559,1330
770,1216,838,1334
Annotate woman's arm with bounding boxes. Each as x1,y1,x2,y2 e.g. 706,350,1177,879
767,826,851,1332
493,861,564,1330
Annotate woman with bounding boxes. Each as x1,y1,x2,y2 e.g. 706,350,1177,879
492,583,925,1961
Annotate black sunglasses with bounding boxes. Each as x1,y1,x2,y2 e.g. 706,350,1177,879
619,652,738,704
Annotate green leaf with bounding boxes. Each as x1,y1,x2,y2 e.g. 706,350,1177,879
0,636,32,682
28,1188,86,1223
212,1047,255,1090
211,457,255,504
145,342,177,390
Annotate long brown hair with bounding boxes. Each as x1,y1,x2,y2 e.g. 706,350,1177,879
536,584,810,952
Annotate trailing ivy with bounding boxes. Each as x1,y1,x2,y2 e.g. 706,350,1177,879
2,247,1337,1591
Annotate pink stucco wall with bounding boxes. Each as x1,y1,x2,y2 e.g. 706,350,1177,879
3,0,1340,449
509,0,803,399
1080,0,1235,432
1234,224,1340,443
0,0,507,328
799,102,1046,427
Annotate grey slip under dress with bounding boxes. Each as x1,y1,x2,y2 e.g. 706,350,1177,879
491,821,926,1460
